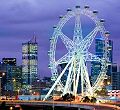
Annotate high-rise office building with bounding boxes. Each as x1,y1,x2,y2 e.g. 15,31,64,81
5,65,22,93
0,58,22,95
91,38,113,85
22,36,38,92
111,64,120,90
0,62,6,96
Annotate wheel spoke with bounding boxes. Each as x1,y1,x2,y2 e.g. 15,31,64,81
80,56,92,96
80,27,98,51
59,32,74,50
73,8,83,44
85,52,102,62
56,52,71,65
63,59,74,94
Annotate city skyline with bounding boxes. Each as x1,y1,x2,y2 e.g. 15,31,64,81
0,0,120,77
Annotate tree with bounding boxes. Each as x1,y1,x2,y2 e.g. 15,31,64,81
62,93,75,101
90,97,97,103
82,96,90,102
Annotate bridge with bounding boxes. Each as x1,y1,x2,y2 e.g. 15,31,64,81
0,100,120,110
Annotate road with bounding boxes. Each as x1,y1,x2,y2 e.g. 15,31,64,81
0,100,119,110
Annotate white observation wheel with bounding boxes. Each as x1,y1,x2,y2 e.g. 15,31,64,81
44,6,110,101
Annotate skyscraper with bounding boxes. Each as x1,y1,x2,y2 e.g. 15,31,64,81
0,58,22,96
5,65,22,94
22,36,38,92
2,58,17,92
91,38,113,85
111,64,120,90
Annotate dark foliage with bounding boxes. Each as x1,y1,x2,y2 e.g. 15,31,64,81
90,97,97,103
62,93,75,101
82,96,90,102
82,96,97,103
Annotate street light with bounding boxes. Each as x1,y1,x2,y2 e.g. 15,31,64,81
17,89,20,95
37,79,41,100
10,106,13,110
29,90,32,95
2,73,5,76
33,92,36,95
13,78,16,82
12,78,16,95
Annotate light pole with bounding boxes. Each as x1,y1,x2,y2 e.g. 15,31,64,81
12,78,16,96
37,79,41,100
29,89,32,93
17,89,20,95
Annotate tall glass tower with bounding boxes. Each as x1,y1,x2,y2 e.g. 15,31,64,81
91,38,113,85
22,36,38,92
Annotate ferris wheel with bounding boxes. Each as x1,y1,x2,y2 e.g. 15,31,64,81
44,6,110,101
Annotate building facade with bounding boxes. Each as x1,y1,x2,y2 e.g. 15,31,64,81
0,58,22,96
91,38,113,85
22,36,38,92
111,64,120,90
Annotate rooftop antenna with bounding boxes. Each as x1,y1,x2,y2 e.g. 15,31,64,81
29,32,36,43
33,32,36,43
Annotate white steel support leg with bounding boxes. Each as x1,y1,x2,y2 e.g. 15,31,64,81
81,57,92,96
68,72,74,94
73,59,76,96
80,58,84,96
74,61,81,97
43,57,74,101
84,65,92,95
84,66,93,96
63,60,74,95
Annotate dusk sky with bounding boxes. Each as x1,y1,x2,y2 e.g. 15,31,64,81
0,0,120,78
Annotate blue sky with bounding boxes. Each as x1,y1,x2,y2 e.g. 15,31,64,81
0,0,120,77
